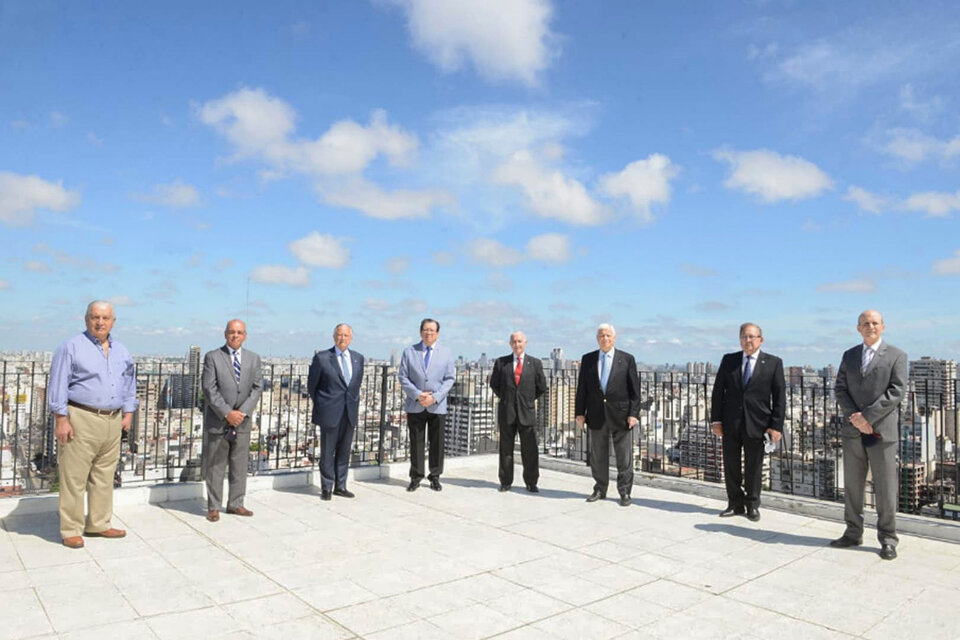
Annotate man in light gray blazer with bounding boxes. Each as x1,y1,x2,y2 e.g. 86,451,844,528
831,310,907,560
202,319,263,522
397,318,456,492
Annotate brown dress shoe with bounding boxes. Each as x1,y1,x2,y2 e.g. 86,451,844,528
207,510,220,522
84,528,126,538
226,506,254,516
62,536,85,549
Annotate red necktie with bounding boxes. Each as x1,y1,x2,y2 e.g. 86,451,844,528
514,357,523,385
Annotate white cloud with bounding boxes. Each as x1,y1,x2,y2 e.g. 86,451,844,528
250,265,311,287
766,38,910,96
197,87,297,162
385,257,410,274
843,186,886,214
714,148,833,202
300,110,417,175
933,250,960,275
320,177,452,220
468,238,524,267
818,279,876,293
432,251,455,265
899,84,944,120
108,295,136,307
874,127,960,164
24,261,49,272
0,280,9,290
492,150,607,225
599,154,679,222
49,111,68,128
288,232,350,268
902,190,960,217
525,233,570,263
134,180,201,208
0,172,81,226
394,0,557,86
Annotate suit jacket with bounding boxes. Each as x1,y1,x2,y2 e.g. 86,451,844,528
489,353,547,428
574,349,641,430
835,341,907,441
397,341,456,414
201,346,263,434
307,347,365,428
710,350,786,440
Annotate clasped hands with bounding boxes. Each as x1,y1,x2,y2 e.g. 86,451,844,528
710,422,782,442
226,410,246,427
417,391,436,408
849,412,874,434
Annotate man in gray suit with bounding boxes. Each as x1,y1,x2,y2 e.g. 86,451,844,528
398,318,456,492
202,319,263,522
831,310,907,560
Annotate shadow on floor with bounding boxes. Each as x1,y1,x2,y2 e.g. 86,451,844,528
694,521,848,549
1,506,62,543
634,497,719,515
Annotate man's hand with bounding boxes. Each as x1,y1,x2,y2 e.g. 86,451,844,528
420,394,436,408
576,415,586,430
627,417,639,429
850,412,873,434
121,412,133,432
54,415,74,445
711,421,723,437
226,410,246,427
765,428,782,443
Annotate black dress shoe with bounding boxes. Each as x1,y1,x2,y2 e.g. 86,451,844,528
429,479,442,491
333,488,355,498
879,544,897,560
406,480,420,492
586,490,606,503
320,490,332,501
829,535,862,548
526,484,539,493
619,495,631,507
746,506,760,522
719,506,745,517
499,484,511,492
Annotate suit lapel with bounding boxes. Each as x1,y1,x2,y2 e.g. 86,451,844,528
733,352,744,391
746,351,764,389
864,343,886,377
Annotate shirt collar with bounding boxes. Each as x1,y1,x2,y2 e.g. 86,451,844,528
600,348,615,358
83,330,112,348
228,346,241,357
742,349,760,360
863,337,882,352
335,346,349,357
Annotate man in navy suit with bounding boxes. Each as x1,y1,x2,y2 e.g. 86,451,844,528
398,318,456,492
710,323,785,522
575,324,641,506
490,331,547,492
308,324,365,501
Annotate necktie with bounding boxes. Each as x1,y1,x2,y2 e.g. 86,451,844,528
514,357,523,385
233,351,241,383
742,355,752,386
861,346,873,374
341,351,351,385
424,346,432,370
600,352,610,392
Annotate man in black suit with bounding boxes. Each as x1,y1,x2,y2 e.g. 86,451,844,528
575,324,641,506
490,331,548,493
710,322,785,522
307,324,365,501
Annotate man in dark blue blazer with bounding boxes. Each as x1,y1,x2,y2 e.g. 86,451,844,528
710,322,785,522
308,324,365,500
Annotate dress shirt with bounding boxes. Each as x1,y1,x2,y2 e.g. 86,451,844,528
597,348,615,382
513,353,524,370
742,350,760,377
335,346,351,380
48,330,138,414
861,338,882,371
229,346,242,365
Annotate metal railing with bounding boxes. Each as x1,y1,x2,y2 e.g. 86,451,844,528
1,359,957,519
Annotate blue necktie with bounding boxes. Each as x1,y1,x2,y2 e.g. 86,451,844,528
424,346,432,370
742,355,752,386
233,351,241,383
340,351,351,385
600,352,610,392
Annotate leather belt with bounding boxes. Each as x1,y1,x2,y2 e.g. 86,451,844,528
67,400,121,417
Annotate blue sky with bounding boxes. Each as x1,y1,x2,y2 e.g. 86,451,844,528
2,0,960,366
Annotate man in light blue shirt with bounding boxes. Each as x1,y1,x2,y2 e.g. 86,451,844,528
49,301,138,548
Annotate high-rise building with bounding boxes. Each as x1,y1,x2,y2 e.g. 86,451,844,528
910,357,957,410
445,375,495,456
676,422,722,483
550,347,565,372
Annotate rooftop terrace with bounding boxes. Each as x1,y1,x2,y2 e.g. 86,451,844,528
2,456,958,640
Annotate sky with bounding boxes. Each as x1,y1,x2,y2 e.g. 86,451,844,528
2,0,960,366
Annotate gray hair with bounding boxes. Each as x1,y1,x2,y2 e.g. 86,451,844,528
597,323,616,336
85,300,113,318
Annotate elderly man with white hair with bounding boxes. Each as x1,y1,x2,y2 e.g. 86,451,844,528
575,323,641,506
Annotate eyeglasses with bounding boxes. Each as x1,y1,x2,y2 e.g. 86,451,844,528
741,335,761,341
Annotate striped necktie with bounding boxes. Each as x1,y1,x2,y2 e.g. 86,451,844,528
233,351,241,383
340,351,351,385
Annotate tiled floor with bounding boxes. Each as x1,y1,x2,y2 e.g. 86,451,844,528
2,459,960,639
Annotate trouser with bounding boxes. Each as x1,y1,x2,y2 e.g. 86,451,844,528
589,423,634,496
58,406,123,539
319,412,356,492
204,426,251,511
722,425,765,509
408,411,444,481
498,421,539,487
842,436,899,546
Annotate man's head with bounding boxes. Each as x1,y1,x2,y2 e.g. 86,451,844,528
596,323,616,353
333,323,353,351
739,323,763,356
85,300,115,343
420,318,440,347
509,331,527,357
224,319,247,351
857,310,885,347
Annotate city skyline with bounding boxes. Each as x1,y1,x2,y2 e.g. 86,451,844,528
2,1,960,366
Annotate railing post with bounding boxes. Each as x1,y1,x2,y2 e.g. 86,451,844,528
377,365,388,465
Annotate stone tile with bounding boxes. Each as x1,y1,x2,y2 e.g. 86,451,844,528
629,579,713,611
0,588,53,640
365,619,448,640
223,593,314,628
531,608,631,640
585,591,672,628
35,581,138,633
59,620,159,640
294,579,378,612
485,588,573,624
146,606,240,640
428,602,521,639
249,614,354,640
325,598,419,636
